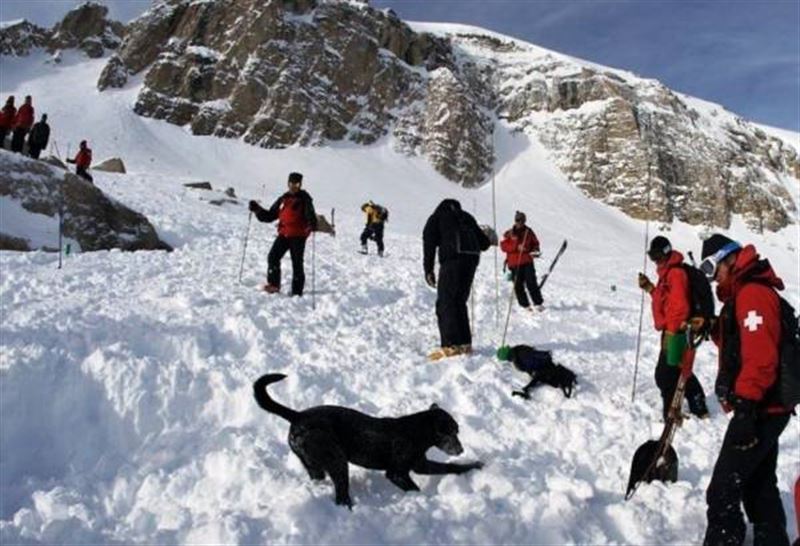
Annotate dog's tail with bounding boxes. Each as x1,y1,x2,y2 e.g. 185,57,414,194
253,374,299,423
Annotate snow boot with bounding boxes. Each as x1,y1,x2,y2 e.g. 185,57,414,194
359,244,368,255
428,346,461,361
262,284,280,294
689,393,710,419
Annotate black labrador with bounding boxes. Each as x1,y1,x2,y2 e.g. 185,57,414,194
253,374,483,508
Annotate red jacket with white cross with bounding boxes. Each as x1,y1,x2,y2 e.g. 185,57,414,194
712,245,785,408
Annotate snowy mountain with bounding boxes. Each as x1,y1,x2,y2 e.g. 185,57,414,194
1,2,799,545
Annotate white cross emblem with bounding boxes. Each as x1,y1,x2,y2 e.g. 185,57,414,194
743,310,763,332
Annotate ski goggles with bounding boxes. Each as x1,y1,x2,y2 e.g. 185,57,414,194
700,241,742,279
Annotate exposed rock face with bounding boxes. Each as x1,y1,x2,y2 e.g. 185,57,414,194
0,151,171,252
0,2,124,59
0,20,49,56
97,0,797,230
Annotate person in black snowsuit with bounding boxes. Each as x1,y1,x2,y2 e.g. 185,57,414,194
27,114,50,159
423,199,490,356
249,172,317,296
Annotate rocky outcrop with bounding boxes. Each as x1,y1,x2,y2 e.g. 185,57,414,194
0,151,171,252
94,157,126,173
0,20,49,56
0,2,124,59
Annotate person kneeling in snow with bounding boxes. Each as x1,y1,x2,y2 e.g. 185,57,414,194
496,344,577,399
249,172,317,296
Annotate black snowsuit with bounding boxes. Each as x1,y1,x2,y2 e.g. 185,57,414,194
655,337,708,420
423,199,490,348
27,120,49,159
252,190,317,296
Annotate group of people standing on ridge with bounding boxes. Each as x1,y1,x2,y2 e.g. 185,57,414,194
637,233,795,546
1,94,94,182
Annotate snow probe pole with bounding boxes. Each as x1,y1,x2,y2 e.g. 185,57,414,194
631,113,654,404
58,175,64,269
311,232,316,309
238,211,252,284
492,162,499,325
500,230,530,348
470,198,477,339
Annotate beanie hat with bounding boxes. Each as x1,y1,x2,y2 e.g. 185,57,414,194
288,172,303,184
496,345,512,361
647,236,672,260
514,211,526,224
701,234,741,261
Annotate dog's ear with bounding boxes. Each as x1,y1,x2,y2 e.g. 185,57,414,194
429,403,440,410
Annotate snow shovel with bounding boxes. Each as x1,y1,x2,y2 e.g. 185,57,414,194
625,330,698,500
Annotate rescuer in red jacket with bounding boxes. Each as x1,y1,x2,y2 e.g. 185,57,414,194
67,140,93,182
700,234,792,546
249,172,317,296
10,95,34,153
0,96,16,149
500,211,543,312
638,235,708,420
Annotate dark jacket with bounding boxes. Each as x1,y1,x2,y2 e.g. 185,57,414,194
254,190,317,238
28,121,50,148
423,199,490,275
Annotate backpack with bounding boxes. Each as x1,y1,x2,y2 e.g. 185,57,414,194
455,212,481,255
374,205,388,222
682,263,715,330
774,296,800,407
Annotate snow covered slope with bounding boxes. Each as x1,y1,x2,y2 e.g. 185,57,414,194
1,48,799,545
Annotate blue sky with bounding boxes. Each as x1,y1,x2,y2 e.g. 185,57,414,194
2,0,798,131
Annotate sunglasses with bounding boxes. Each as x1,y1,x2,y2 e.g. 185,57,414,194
699,241,741,279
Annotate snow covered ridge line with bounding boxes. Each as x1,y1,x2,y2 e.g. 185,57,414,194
0,151,171,252
87,0,798,232
0,2,124,58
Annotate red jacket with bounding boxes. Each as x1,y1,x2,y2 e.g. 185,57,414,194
0,104,16,129
15,103,34,129
712,245,785,408
649,250,690,333
500,226,540,268
74,148,92,169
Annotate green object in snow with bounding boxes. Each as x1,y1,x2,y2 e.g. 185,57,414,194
496,345,512,361
664,331,687,366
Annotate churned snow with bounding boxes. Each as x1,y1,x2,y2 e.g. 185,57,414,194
1,47,799,546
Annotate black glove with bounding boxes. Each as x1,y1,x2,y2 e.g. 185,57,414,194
728,397,758,450
425,272,436,288
248,200,260,213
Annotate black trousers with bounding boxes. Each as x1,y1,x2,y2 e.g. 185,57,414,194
510,262,543,307
0,127,9,149
76,166,93,183
654,347,707,419
704,413,791,546
436,257,478,347
10,128,28,153
28,144,43,159
268,236,306,296
360,223,384,252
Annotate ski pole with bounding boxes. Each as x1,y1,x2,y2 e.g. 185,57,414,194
238,211,252,284
310,227,316,305
58,174,64,269
500,229,530,347
632,113,654,404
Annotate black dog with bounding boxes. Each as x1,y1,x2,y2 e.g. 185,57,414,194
253,374,483,508
498,345,577,399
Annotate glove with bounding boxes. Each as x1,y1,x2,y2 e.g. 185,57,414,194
248,200,260,213
425,272,436,288
728,397,758,450
664,331,687,366
638,272,654,293
532,250,542,258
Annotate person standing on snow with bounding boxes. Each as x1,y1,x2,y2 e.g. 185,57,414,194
423,198,490,360
66,140,93,182
10,95,34,153
359,201,387,257
500,211,544,312
27,114,50,159
249,172,317,296
637,235,709,420
699,234,793,546
0,96,16,149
